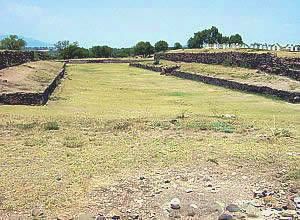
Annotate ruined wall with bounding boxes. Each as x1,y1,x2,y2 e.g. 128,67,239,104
130,63,300,103
0,51,35,69
155,52,300,81
0,51,49,69
0,64,66,105
67,59,151,64
129,63,180,73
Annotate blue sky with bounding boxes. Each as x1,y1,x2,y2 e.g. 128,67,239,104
0,0,299,47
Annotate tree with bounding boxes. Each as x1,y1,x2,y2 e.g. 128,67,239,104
112,48,134,57
134,41,154,57
187,26,223,48
221,36,230,44
0,35,26,50
154,40,169,52
90,45,113,58
187,26,243,48
229,34,243,44
59,42,89,59
174,42,183,50
54,40,70,52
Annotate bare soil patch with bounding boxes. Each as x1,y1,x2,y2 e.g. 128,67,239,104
0,61,63,93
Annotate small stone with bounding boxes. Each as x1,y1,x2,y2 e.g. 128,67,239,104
218,213,233,220
95,215,106,220
206,183,213,187
226,204,240,212
108,208,122,219
32,207,44,217
244,204,260,218
262,209,277,217
187,207,196,217
281,210,297,217
203,176,212,182
190,204,198,209
185,189,193,193
77,214,94,220
222,114,236,119
170,198,181,209
294,197,300,204
253,190,264,198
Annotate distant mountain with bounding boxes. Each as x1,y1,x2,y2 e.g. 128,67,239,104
0,34,53,47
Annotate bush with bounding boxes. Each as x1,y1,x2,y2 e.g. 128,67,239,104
63,136,84,148
44,121,59,130
211,121,234,133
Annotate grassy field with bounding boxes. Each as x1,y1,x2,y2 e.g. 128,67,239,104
148,60,300,92
0,61,63,93
167,48,300,58
0,63,299,217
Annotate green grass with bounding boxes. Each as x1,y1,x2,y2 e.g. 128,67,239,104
0,63,299,217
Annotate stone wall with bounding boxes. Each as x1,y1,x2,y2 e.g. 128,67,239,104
0,50,49,70
129,63,180,73
0,63,66,105
67,59,151,64
130,63,300,103
155,52,300,81
0,51,35,69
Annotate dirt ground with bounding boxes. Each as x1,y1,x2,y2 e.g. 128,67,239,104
0,61,63,93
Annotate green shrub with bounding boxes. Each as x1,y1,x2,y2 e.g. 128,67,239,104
44,121,59,130
63,136,84,148
211,121,234,133
16,122,37,130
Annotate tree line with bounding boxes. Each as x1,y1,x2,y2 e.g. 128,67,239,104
0,27,244,58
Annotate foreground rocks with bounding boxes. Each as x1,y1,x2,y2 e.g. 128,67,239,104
3,164,299,219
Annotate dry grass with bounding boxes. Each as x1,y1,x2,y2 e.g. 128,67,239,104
0,63,299,217
167,48,300,58
0,61,63,93
150,60,300,92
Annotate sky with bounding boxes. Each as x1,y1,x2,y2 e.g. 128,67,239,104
0,0,299,48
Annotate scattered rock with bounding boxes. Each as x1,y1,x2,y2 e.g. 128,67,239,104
170,198,181,209
95,214,107,220
32,207,44,218
108,208,122,219
190,204,198,209
218,213,233,220
294,197,300,208
185,189,193,193
222,114,236,119
76,213,94,220
164,179,171,184
225,204,240,212
244,204,261,217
